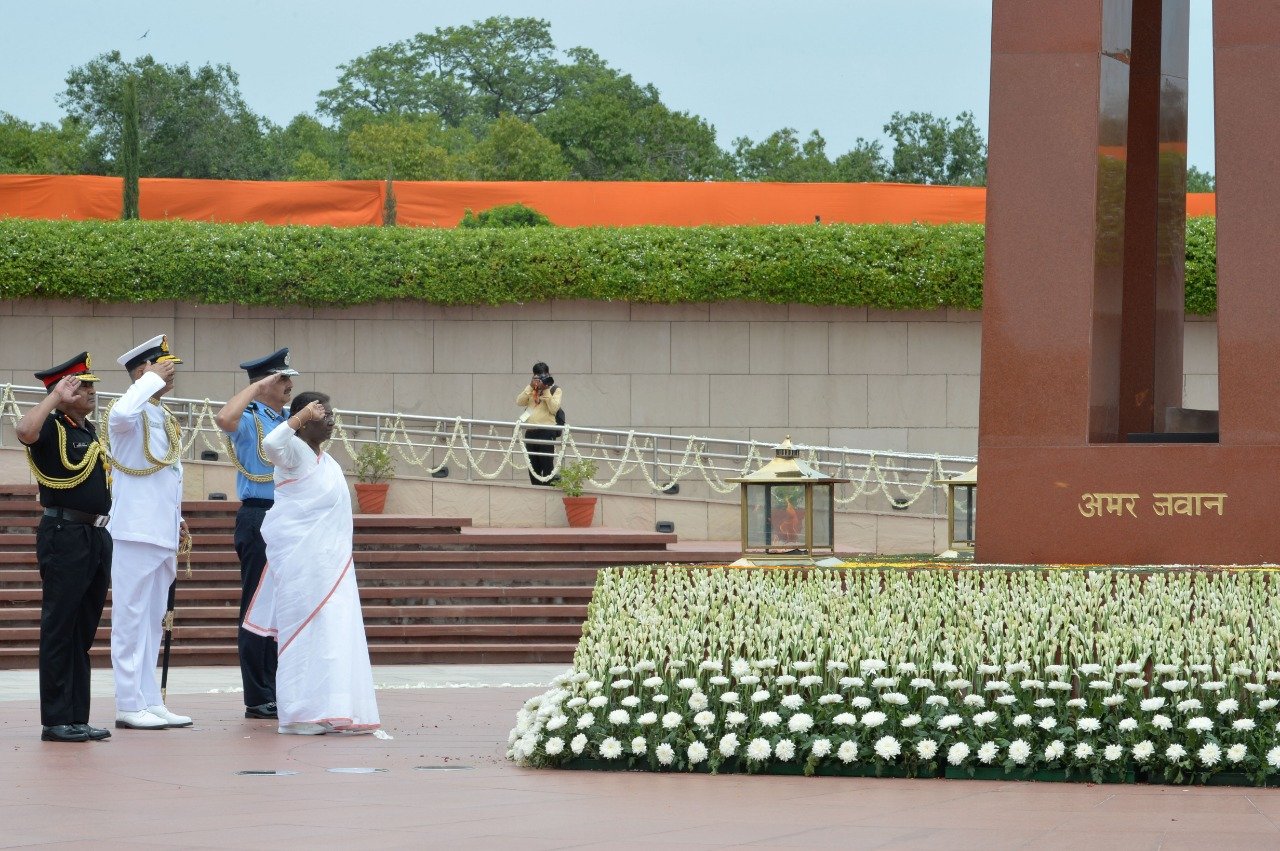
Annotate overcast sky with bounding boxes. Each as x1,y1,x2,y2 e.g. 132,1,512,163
1,0,1216,170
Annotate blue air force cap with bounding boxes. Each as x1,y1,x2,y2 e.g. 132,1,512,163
240,348,300,381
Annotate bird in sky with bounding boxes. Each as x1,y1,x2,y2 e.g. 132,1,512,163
139,29,149,39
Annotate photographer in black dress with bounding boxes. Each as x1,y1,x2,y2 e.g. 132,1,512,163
515,362,564,486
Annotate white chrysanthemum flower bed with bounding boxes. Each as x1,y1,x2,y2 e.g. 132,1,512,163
507,566,1280,785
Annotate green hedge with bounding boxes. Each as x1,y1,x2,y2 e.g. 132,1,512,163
0,216,1218,314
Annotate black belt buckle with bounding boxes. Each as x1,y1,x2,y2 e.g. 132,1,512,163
44,507,110,528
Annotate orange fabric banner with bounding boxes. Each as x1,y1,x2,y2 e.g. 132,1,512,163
0,174,1218,227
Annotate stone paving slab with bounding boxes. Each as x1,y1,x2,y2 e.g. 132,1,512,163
3,666,1280,849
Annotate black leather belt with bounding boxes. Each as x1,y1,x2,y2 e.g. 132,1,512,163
43,507,110,528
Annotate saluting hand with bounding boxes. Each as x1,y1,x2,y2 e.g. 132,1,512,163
145,360,176,382
51,376,81,406
299,400,327,423
252,372,288,398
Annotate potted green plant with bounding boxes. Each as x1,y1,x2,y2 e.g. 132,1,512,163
351,442,395,514
554,458,598,527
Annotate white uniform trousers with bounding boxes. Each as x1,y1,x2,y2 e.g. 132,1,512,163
110,540,177,712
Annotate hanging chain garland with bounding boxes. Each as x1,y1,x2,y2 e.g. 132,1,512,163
221,410,274,483
24,418,106,490
1,384,957,511
98,398,183,477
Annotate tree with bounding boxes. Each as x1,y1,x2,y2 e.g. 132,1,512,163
269,114,345,180
59,51,275,179
1186,165,1215,193
345,117,464,180
465,115,569,180
0,113,88,174
883,110,987,185
120,77,140,219
731,128,835,182
833,139,888,182
318,17,563,127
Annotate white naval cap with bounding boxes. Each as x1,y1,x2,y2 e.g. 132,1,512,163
118,334,183,371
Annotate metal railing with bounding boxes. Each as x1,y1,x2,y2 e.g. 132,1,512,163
0,384,975,517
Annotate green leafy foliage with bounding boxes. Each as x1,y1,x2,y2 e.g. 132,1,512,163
0,217,1219,314
554,459,597,498
457,203,554,229
351,442,395,483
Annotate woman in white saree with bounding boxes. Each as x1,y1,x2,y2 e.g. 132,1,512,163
242,392,380,735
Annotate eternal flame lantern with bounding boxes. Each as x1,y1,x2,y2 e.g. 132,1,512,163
934,465,977,556
727,436,848,567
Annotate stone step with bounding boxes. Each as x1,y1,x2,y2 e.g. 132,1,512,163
0,641,578,665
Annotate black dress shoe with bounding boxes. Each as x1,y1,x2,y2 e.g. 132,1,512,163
245,702,278,719
75,724,111,741
41,724,89,743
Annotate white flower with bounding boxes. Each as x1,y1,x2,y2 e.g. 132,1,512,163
725,711,747,727
1166,744,1188,761
984,680,1011,692
1186,717,1213,733
687,742,708,765
811,738,832,758
631,736,647,755
972,711,998,727
1038,716,1057,731
621,696,640,708
1234,718,1257,731
577,713,595,730
709,675,730,687
781,694,804,710
608,709,630,725
656,743,675,765
1124,678,1148,689
932,661,958,674
937,714,963,731
546,715,568,731
611,679,633,689
571,733,588,754
545,737,565,755
1269,746,1280,768
788,713,814,733
652,695,669,704
881,692,909,706
833,712,858,726
677,677,698,690
996,695,1018,706
1013,714,1032,728
947,679,974,691
1177,698,1203,713
791,660,815,672
1162,679,1188,693
566,697,587,709
871,677,898,689
1217,698,1240,714
1045,664,1069,676
699,660,723,672
798,675,823,688
1089,680,1113,692
661,711,682,729
1132,740,1155,761
1152,714,1173,730
760,711,782,728
910,678,936,690
633,660,656,673
1140,697,1166,712
1231,663,1253,676
860,659,887,673
925,695,949,707
1153,664,1180,675
837,741,859,763
861,711,887,729
1114,662,1143,675
1066,698,1087,710
1020,679,1045,690
1044,740,1066,760
1078,664,1104,676
746,738,772,761
718,733,739,757
947,742,971,765
977,742,999,764
1047,681,1072,692
1118,718,1138,732
637,711,658,726
1246,683,1267,695
1260,699,1280,711
850,696,873,710
570,672,591,684
1077,718,1101,733
1197,743,1221,766
600,737,624,759
776,675,798,687
900,713,922,728
1102,695,1125,707
688,692,709,711
1006,661,1031,675
818,694,844,705
826,660,849,672
1074,742,1094,760
585,680,603,693
839,676,865,688
587,696,609,709
1227,744,1248,764
963,695,986,708
739,675,761,687
753,658,778,670
693,710,716,728
730,659,752,678
751,690,771,704
1104,744,1124,761
720,692,740,705
873,736,901,760
1034,698,1056,709
775,739,796,761
1008,739,1032,764
896,661,918,674
609,665,629,675
916,739,939,760
977,664,1001,675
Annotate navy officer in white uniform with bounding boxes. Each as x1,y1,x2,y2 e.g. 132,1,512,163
214,348,299,720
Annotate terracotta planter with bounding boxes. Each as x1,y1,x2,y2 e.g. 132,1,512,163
562,496,597,527
354,482,390,514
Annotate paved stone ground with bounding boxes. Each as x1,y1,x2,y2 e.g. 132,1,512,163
3,665,1280,849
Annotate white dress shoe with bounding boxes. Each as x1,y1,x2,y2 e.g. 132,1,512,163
146,705,193,727
115,709,168,730
278,722,329,735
